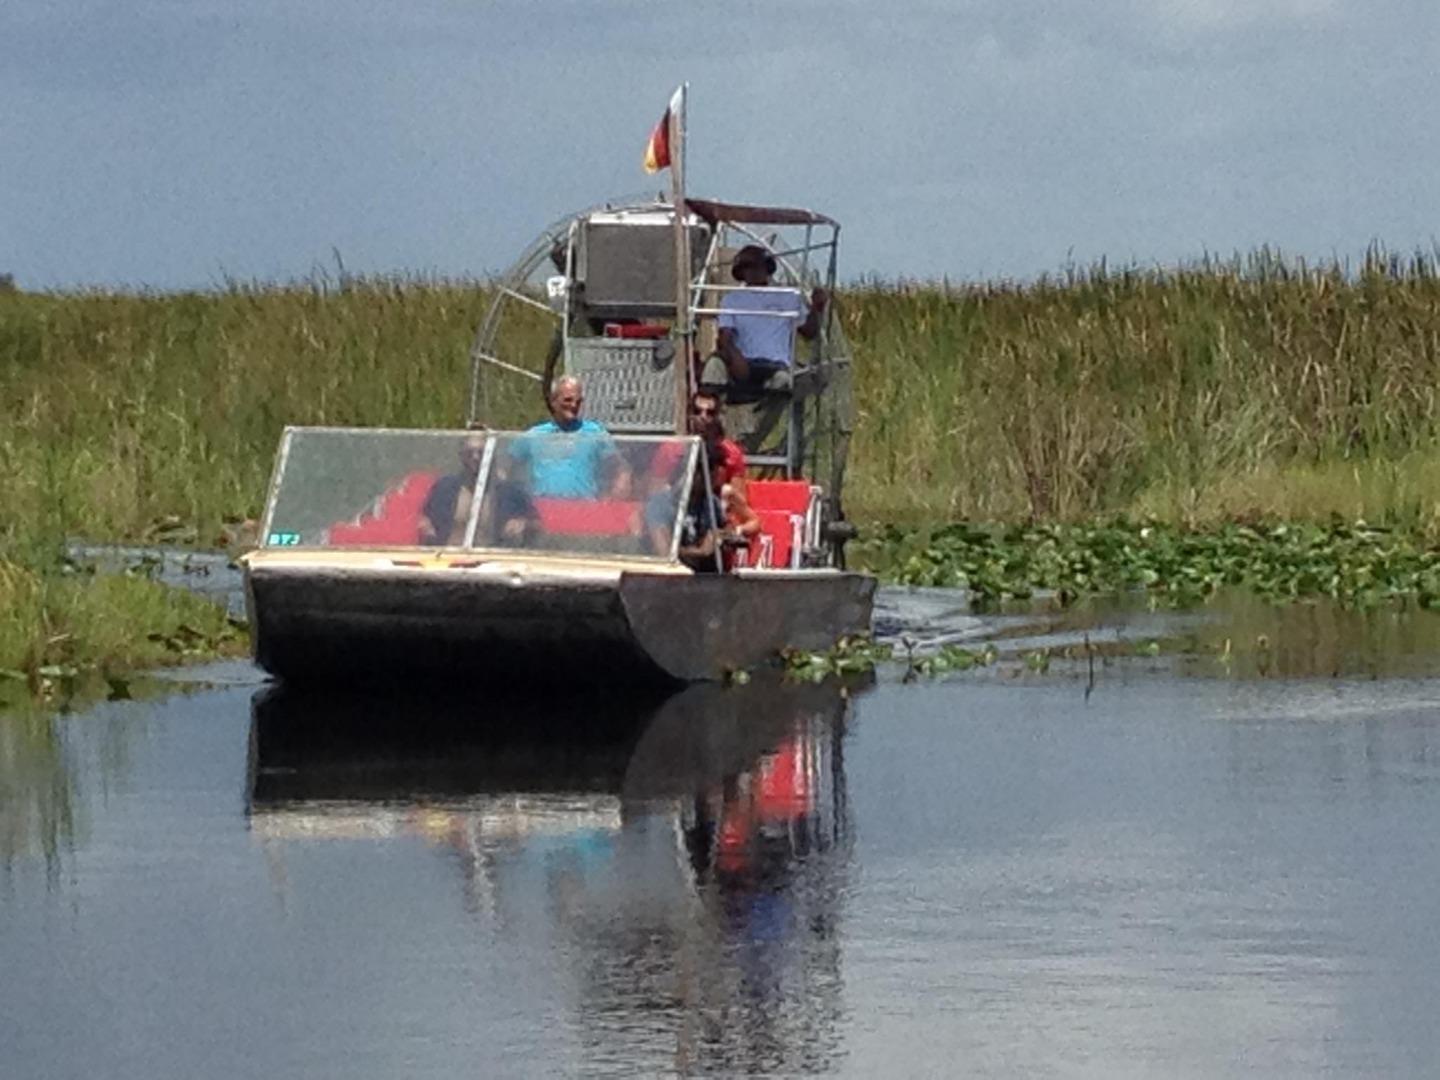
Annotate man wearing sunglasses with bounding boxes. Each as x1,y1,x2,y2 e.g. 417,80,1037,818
688,389,747,498
645,390,749,565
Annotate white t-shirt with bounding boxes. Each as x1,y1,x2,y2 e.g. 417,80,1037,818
717,288,805,367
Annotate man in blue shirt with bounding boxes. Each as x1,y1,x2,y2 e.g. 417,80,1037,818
511,375,628,498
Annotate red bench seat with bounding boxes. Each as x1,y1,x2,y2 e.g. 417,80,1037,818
532,498,642,536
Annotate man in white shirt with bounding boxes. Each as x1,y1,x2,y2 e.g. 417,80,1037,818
704,244,828,399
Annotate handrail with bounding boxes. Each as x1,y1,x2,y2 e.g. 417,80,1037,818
472,352,545,382
689,306,798,319
500,286,557,316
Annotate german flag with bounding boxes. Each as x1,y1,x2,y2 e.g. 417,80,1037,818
642,86,684,174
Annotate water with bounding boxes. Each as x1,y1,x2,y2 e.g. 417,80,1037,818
6,592,1440,1077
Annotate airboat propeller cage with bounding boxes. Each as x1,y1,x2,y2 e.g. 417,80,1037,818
469,196,853,519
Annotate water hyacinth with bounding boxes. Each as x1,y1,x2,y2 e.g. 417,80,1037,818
855,520,1440,609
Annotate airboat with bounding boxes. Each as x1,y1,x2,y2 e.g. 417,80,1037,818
242,102,874,686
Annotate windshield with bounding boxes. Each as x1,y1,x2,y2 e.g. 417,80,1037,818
260,427,700,562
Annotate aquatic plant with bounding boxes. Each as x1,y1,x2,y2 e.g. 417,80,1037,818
785,635,1004,681
0,556,247,701
783,635,894,681
854,519,1440,609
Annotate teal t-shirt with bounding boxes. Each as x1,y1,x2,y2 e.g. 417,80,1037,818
513,418,613,498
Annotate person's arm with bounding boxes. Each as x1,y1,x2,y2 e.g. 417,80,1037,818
716,293,747,369
596,433,632,498
797,287,829,341
417,477,455,545
722,442,748,500
717,326,746,369
722,484,760,538
607,456,633,499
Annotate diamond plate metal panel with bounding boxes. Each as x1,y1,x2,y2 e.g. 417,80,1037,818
565,337,679,432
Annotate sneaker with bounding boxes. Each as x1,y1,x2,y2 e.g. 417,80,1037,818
761,368,792,392
699,354,730,388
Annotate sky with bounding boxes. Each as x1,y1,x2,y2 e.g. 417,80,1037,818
3,0,1438,290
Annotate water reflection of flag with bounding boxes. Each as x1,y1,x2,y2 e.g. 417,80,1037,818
642,85,685,174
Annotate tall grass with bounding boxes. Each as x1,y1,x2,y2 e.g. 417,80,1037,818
0,278,506,551
4,251,1440,559
844,249,1440,529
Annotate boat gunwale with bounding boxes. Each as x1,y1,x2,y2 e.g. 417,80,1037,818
241,549,859,581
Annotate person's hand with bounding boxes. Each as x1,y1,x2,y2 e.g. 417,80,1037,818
810,287,829,311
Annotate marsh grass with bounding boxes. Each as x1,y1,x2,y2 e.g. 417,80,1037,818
7,254,1440,544
0,556,246,681
844,249,1440,528
0,278,503,548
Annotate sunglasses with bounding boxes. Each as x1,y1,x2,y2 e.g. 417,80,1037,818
691,405,718,417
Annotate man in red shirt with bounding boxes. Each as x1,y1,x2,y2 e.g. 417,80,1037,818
689,389,746,498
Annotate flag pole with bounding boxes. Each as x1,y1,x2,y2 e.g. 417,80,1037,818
668,84,692,435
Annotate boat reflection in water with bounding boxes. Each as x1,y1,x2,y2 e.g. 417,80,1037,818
247,676,864,1075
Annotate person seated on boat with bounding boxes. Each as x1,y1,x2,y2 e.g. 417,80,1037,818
677,442,727,573
418,432,487,546
642,390,747,556
420,431,535,546
699,245,828,402
721,481,760,541
690,389,747,498
510,375,630,500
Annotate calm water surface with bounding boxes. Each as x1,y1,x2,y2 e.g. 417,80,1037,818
5,592,1440,1078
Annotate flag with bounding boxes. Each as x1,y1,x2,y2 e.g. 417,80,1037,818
642,85,685,174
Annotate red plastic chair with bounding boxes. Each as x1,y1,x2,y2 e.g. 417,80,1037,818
754,509,801,568
746,480,816,568
746,480,813,514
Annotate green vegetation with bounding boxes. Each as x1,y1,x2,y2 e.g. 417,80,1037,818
844,250,1440,527
0,556,246,705
5,250,1440,694
0,279,493,692
853,520,1440,609
0,278,494,545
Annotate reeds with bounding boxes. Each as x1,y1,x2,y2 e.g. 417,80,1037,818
5,253,1440,673
1,277,498,551
844,249,1440,529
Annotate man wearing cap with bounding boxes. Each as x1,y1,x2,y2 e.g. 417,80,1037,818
704,244,828,398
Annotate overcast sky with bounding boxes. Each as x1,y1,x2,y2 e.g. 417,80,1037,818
4,0,1437,289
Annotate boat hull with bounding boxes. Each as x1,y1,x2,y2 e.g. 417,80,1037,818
245,559,875,687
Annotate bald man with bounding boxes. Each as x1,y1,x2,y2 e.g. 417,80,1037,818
511,376,628,499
